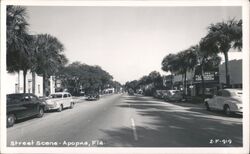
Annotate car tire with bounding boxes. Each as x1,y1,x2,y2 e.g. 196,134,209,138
164,97,169,102
7,114,15,128
205,102,210,111
224,105,231,115
69,102,74,109
37,107,44,118
57,105,63,112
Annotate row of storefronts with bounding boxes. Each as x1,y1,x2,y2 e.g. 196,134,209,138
163,59,242,97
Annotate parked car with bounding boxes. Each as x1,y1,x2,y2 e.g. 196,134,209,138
154,90,168,99
204,89,242,115
6,93,46,127
128,88,134,96
163,90,183,102
86,93,100,101
45,92,75,112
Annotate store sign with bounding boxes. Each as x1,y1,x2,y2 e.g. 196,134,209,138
195,72,215,81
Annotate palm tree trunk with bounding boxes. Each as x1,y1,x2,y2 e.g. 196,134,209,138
224,52,230,87
23,69,27,93
201,64,205,99
184,71,187,95
170,73,173,89
32,71,36,94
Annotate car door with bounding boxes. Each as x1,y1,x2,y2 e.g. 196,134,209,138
63,93,69,107
7,94,28,119
20,94,35,118
209,90,221,109
220,90,231,110
68,94,72,105
29,94,40,115
215,90,227,110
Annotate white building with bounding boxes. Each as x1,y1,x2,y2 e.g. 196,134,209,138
219,59,242,88
6,70,44,97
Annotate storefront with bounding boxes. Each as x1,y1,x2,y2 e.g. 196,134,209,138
191,71,219,97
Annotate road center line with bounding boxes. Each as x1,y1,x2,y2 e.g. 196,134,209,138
131,118,138,141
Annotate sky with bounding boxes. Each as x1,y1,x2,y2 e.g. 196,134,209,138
25,6,242,84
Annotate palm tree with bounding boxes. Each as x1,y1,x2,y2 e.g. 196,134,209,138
202,19,242,87
161,54,178,89
175,49,197,95
7,5,33,93
33,34,68,96
192,44,221,98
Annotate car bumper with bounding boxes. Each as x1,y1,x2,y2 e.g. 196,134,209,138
45,105,59,110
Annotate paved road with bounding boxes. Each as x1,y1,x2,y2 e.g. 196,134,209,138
7,93,242,147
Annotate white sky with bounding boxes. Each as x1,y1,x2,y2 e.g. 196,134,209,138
26,6,242,84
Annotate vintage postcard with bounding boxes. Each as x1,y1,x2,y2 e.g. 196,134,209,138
1,0,249,153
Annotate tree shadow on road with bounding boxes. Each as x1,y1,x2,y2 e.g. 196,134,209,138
99,95,242,147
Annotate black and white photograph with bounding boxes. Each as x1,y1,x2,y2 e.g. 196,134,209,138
1,0,249,154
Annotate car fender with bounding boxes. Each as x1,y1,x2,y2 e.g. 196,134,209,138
224,101,238,111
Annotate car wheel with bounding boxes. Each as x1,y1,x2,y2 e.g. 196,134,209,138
224,105,231,115
205,102,210,111
57,105,63,112
164,97,169,102
7,114,15,128
70,102,74,109
37,107,44,118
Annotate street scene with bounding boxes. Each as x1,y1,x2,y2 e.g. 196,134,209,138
4,2,246,150
7,93,242,147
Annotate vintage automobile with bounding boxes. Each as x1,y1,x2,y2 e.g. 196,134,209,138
45,92,75,112
128,88,134,96
204,89,242,115
7,93,46,127
154,90,168,99
86,93,100,101
163,90,183,102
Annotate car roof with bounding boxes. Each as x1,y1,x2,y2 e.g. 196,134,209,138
7,93,34,96
50,92,70,95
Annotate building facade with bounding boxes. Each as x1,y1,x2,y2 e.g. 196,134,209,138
219,59,242,88
6,70,44,97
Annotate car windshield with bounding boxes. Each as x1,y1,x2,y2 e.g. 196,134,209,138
7,94,24,103
50,94,62,98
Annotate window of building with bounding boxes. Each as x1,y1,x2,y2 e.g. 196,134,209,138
15,84,19,93
38,84,40,94
28,80,32,93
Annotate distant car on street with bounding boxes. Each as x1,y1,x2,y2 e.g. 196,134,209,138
204,89,242,115
163,90,183,102
6,93,46,127
86,93,100,101
128,88,134,95
154,90,168,99
45,92,75,112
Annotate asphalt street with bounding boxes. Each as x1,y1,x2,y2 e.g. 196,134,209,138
7,93,242,147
